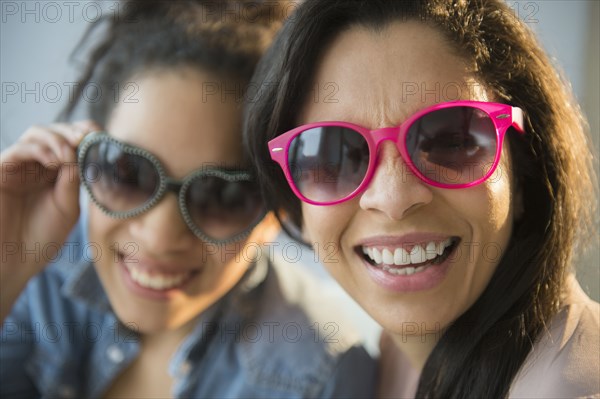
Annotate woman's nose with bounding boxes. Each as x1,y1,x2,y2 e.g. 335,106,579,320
359,141,433,220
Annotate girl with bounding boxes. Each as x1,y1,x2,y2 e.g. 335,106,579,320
0,1,375,397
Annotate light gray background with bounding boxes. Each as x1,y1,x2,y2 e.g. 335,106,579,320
1,1,598,308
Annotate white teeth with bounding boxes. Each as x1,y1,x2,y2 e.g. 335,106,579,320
361,238,455,273
425,242,437,260
125,264,190,290
394,247,410,266
372,248,382,264
436,242,445,256
409,245,427,264
383,264,406,275
383,264,431,275
382,249,394,264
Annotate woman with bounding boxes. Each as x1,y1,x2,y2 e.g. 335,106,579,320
0,1,375,397
245,0,599,397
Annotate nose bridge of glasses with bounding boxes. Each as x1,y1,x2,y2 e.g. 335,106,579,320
367,126,414,179
165,178,183,195
369,126,401,150
370,126,400,141
148,178,190,235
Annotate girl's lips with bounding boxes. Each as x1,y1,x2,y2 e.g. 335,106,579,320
120,254,202,275
117,253,201,300
358,239,460,292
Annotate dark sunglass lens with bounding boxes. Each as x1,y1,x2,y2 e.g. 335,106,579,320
185,176,263,240
82,141,159,212
288,126,369,202
406,107,497,185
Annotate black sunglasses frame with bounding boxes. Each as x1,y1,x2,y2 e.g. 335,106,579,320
77,131,265,245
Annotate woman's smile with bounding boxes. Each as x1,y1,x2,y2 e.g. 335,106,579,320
355,234,459,291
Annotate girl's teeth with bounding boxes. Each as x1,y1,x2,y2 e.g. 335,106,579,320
125,264,190,290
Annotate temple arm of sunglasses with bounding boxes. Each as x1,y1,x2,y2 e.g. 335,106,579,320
512,107,525,133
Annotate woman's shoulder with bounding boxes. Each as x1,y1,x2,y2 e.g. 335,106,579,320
510,275,600,398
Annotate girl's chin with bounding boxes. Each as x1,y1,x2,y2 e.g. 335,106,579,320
112,307,194,334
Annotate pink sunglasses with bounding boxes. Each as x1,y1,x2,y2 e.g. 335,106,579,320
268,100,525,205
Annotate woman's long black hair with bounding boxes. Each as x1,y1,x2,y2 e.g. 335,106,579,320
244,0,597,397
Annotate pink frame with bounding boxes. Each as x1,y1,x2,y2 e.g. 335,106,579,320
268,100,525,205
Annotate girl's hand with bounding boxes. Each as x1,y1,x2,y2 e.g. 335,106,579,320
1,121,100,319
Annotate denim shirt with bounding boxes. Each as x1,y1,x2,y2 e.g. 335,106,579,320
1,220,376,398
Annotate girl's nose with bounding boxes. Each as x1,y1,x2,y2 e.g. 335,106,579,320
128,194,195,255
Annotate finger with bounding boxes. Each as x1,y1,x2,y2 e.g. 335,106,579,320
1,141,60,167
54,158,80,216
71,120,104,147
1,144,60,191
47,122,90,146
73,119,102,133
51,120,103,147
19,126,76,163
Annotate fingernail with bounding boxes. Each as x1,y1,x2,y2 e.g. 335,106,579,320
71,130,85,145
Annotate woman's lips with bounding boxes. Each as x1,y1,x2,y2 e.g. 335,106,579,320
357,236,460,292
